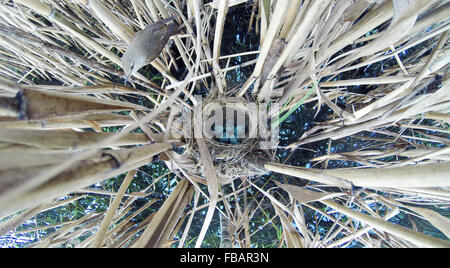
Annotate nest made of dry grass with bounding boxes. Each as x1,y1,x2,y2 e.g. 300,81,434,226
181,95,273,183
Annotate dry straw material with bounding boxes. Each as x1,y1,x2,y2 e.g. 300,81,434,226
0,0,449,248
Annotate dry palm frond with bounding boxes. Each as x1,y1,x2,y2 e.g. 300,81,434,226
0,0,449,248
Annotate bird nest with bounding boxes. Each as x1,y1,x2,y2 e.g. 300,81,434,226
169,96,273,184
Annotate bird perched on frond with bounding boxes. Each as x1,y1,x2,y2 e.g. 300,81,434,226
121,17,180,83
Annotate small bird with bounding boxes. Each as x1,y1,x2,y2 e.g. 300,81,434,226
121,17,179,83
